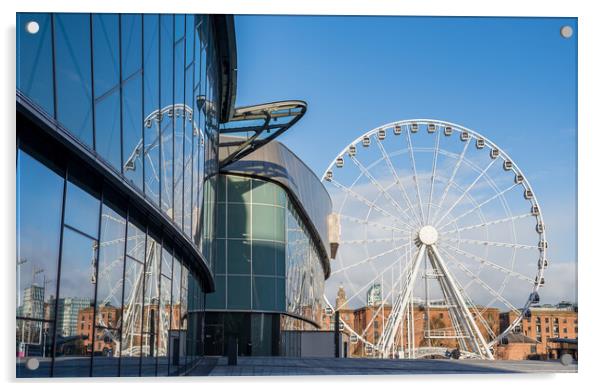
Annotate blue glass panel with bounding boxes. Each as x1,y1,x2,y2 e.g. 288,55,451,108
17,149,63,320
54,227,96,377
160,14,174,217
183,61,194,238
121,14,142,79
54,13,93,147
64,180,100,239
185,14,194,65
92,14,119,98
173,39,185,228
94,90,121,169
175,14,185,41
17,13,54,115
122,74,143,189
143,14,160,205
160,112,173,217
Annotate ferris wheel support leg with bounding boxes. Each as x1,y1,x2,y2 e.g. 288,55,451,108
379,244,426,357
429,245,494,360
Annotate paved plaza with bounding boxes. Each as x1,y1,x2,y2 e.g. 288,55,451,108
188,357,578,377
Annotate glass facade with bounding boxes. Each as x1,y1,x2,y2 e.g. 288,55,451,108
16,12,230,377
16,13,221,267
16,147,204,377
205,174,326,355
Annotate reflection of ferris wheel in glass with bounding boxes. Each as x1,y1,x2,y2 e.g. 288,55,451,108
93,103,202,357
322,119,548,359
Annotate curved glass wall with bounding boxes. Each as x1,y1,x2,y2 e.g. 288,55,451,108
16,13,221,269
206,174,325,325
16,146,204,377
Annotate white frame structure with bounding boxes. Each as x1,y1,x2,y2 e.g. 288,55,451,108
322,119,548,360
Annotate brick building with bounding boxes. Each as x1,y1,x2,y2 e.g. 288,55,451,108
499,301,578,359
323,287,576,360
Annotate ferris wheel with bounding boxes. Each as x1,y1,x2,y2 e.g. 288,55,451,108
322,119,548,360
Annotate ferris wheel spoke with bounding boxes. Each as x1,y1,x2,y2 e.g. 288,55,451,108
339,214,408,233
432,137,471,224
427,128,441,224
374,138,423,226
330,179,416,231
437,183,520,232
335,254,413,310
435,158,499,227
359,258,407,339
348,154,419,228
438,242,536,284
339,237,410,245
441,237,537,250
332,242,411,276
440,213,532,236
438,246,520,314
404,125,426,225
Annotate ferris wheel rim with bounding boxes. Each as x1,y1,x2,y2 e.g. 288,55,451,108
321,118,548,357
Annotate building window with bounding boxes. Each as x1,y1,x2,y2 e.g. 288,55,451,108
545,318,549,323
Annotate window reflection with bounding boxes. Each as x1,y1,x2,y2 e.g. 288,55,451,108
17,13,217,377
95,91,121,169
17,13,54,115
122,74,144,189
141,235,160,375
121,220,145,375
54,13,93,147
158,246,172,375
16,150,63,376
143,14,160,206
92,14,119,97
93,201,126,376
160,15,174,218
173,39,185,229
121,14,142,80
54,228,96,377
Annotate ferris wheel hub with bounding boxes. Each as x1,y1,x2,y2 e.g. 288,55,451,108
418,225,439,245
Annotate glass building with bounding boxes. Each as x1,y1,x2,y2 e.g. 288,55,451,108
16,13,236,377
17,11,332,377
205,138,333,356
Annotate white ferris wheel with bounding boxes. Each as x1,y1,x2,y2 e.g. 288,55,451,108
322,119,548,360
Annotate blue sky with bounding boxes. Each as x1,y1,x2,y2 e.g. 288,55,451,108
234,15,577,303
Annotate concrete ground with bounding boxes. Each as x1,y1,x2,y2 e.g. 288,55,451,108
188,356,578,377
